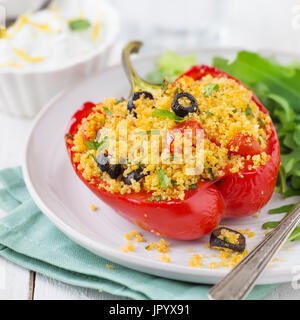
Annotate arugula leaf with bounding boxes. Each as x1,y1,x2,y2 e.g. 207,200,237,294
287,227,300,242
157,168,170,189
203,83,219,97
213,51,300,112
152,109,183,122
69,19,91,31
268,203,298,214
262,221,281,229
213,51,300,200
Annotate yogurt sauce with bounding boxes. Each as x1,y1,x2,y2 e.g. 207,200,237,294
0,0,105,70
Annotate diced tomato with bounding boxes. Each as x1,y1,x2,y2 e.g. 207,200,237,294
168,120,206,154
227,133,262,157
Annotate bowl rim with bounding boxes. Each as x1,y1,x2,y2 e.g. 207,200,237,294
0,0,120,75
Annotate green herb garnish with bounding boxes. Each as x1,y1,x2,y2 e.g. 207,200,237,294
84,136,108,150
161,79,169,91
257,118,265,127
203,83,219,97
152,108,184,122
245,106,254,117
135,130,160,136
114,97,125,105
66,133,72,139
189,183,198,189
171,180,177,186
204,111,214,116
103,107,112,116
69,19,91,31
157,167,170,189
207,168,216,180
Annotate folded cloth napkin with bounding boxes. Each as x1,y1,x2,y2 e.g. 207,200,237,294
0,167,278,300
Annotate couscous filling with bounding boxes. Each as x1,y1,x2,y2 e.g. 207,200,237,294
68,74,272,201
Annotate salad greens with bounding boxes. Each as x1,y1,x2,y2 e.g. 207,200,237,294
148,49,300,241
147,51,197,84
213,51,300,198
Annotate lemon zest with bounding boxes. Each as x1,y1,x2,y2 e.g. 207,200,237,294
0,62,22,68
92,17,101,41
12,47,45,63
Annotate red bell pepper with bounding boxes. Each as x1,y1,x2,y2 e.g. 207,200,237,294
65,65,280,240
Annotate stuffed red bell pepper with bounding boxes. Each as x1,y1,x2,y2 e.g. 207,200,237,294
65,64,280,240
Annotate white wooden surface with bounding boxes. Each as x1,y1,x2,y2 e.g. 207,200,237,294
0,0,300,300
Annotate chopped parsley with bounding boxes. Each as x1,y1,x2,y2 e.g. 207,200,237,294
84,136,108,150
152,108,184,122
204,83,219,97
207,168,216,180
103,107,112,116
65,133,72,139
245,106,254,117
114,97,125,105
135,129,160,136
171,180,177,186
69,19,91,31
257,117,265,127
157,168,170,189
204,111,214,116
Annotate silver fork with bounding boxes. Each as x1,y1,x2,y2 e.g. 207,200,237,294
208,203,300,300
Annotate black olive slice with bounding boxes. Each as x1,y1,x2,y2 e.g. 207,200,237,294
122,168,146,185
95,154,110,172
127,91,154,117
171,92,198,117
108,164,123,179
210,227,246,252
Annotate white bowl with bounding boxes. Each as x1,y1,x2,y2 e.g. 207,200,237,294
3,0,49,19
0,0,120,118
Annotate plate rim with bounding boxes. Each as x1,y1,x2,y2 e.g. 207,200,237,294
23,46,299,285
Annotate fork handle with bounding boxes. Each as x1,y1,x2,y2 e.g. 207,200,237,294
208,203,300,300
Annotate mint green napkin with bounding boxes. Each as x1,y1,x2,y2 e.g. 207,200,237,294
0,167,277,300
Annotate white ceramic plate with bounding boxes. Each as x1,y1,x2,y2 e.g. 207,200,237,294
23,48,300,285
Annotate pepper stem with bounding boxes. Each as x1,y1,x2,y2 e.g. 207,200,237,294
122,41,161,94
